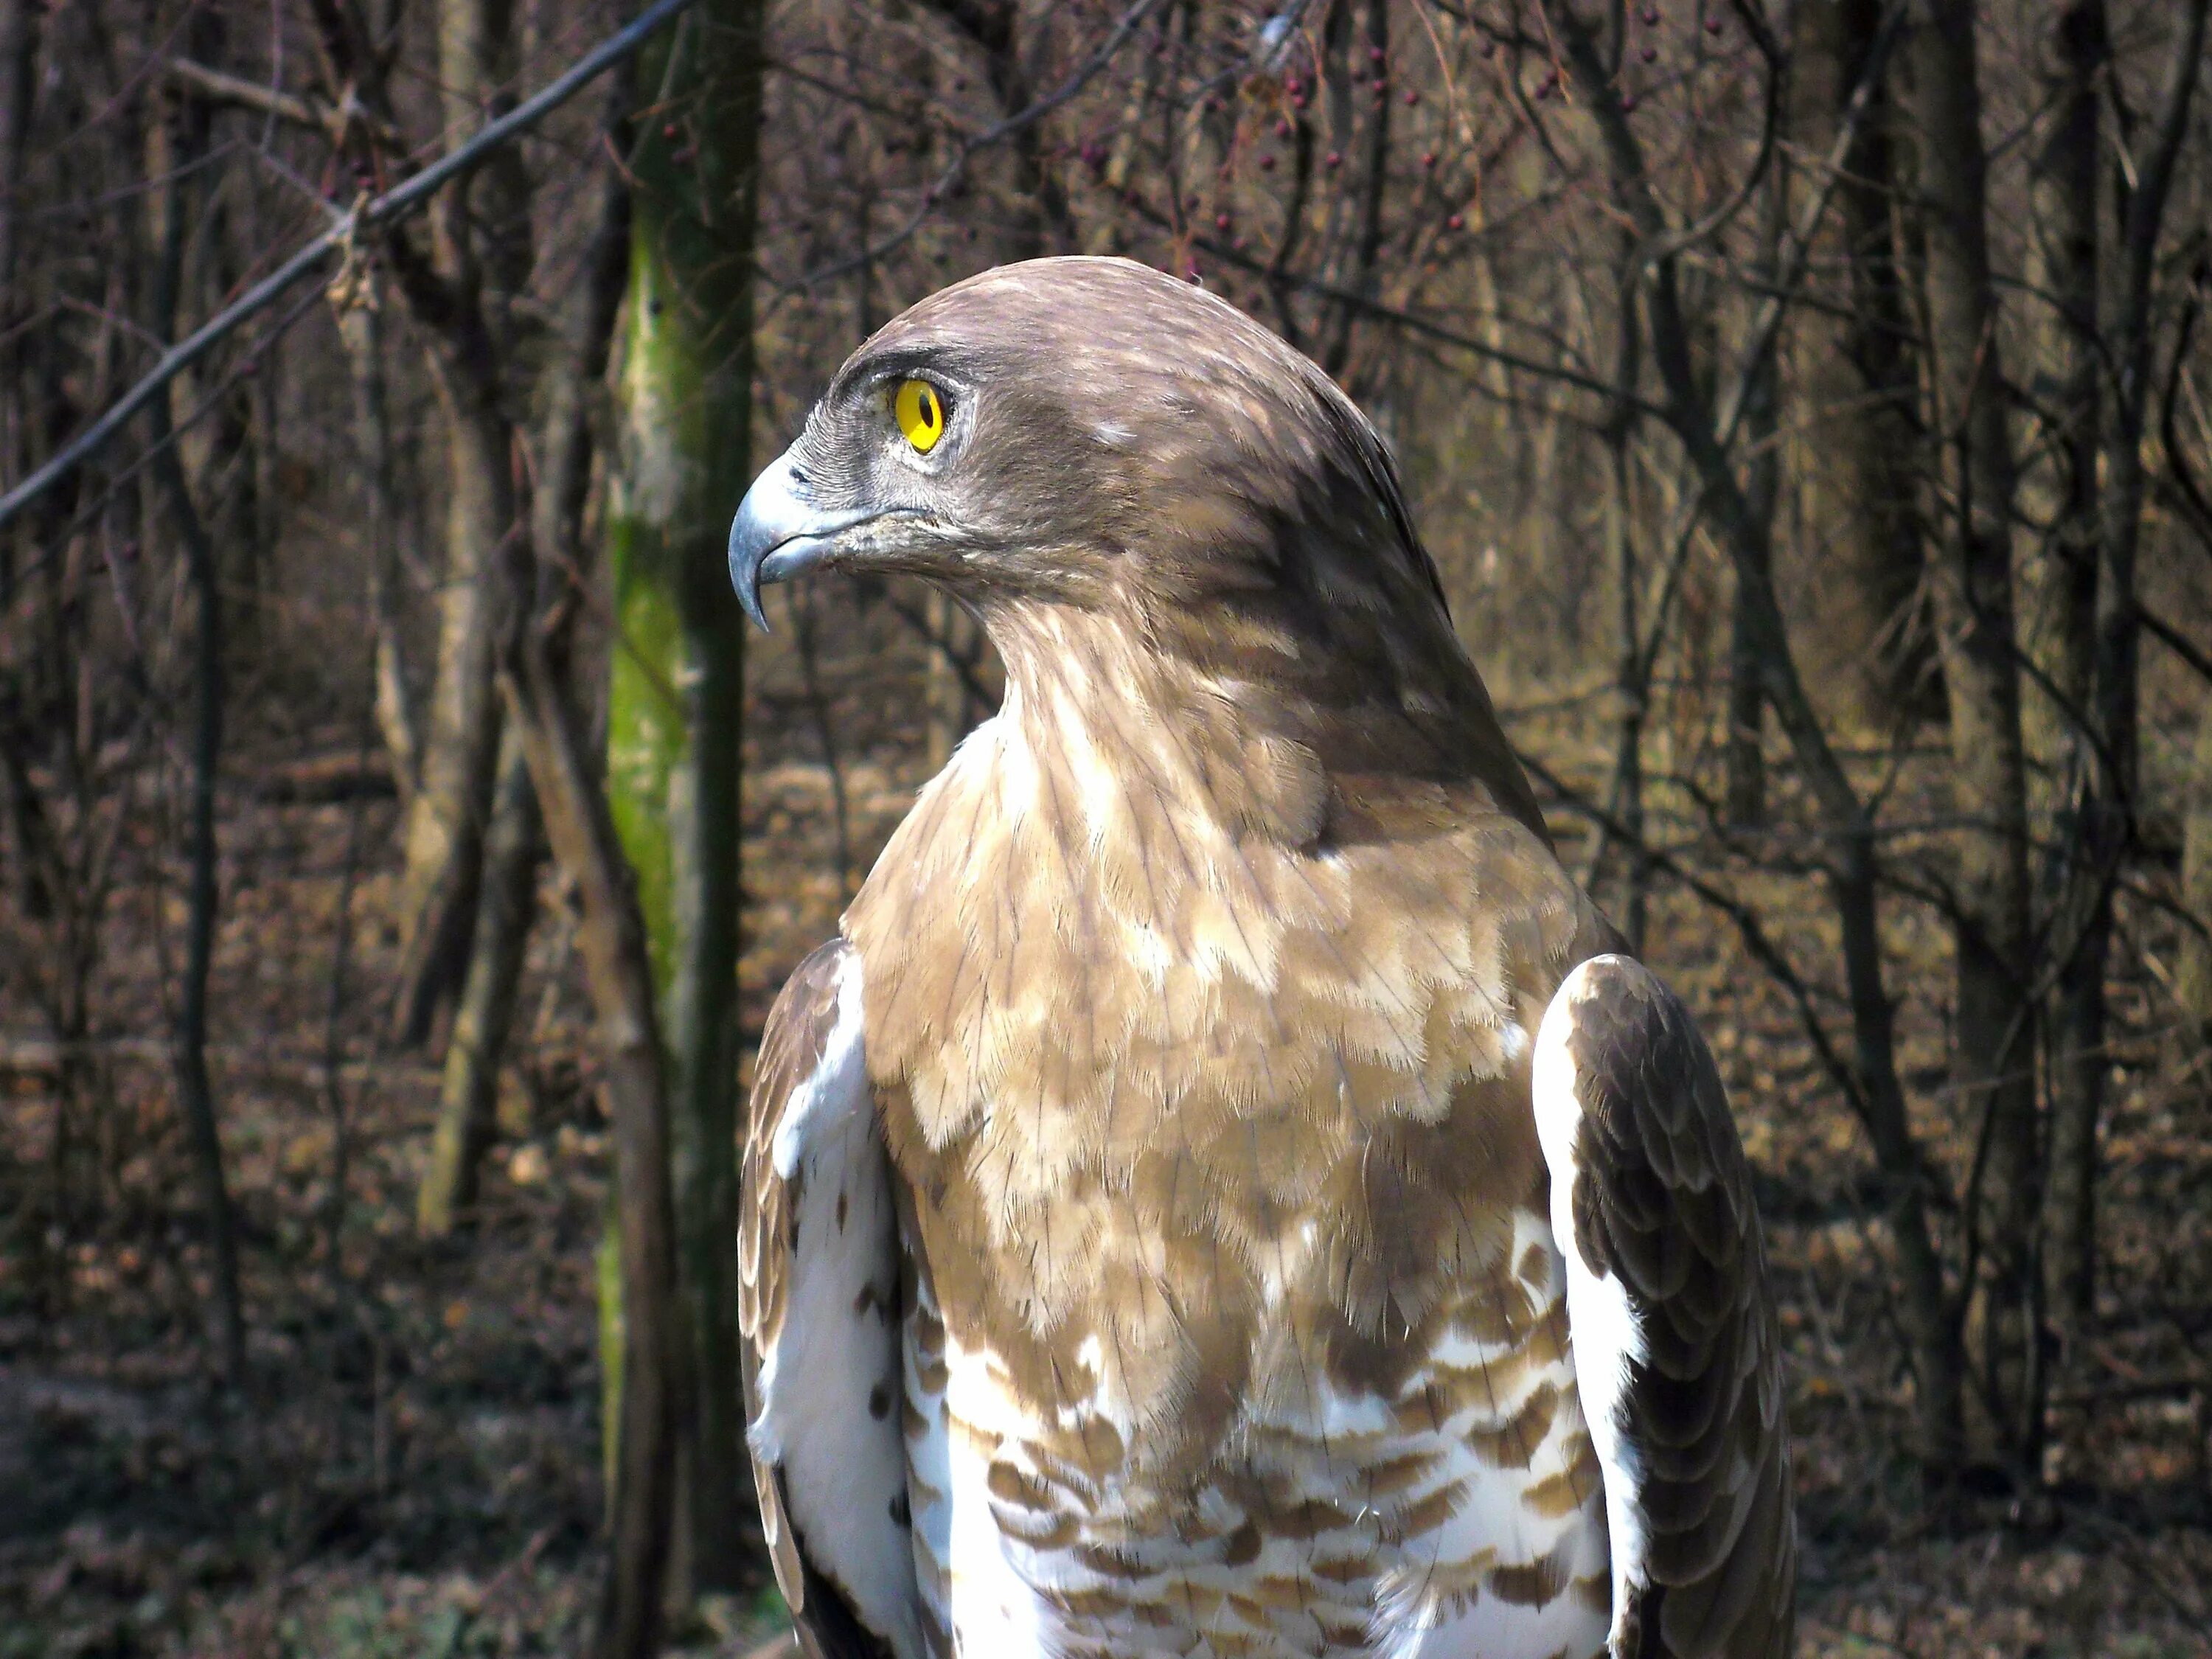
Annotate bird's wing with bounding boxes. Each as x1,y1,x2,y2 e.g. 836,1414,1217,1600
738,939,921,1659
1532,953,1795,1659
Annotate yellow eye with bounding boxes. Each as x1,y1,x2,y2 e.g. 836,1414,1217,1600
894,378,946,453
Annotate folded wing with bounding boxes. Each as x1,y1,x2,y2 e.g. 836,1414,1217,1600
1533,954,1795,1659
738,939,921,1659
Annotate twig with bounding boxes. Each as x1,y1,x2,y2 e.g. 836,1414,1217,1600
2138,601,2212,688
164,57,322,137
0,0,697,532
775,0,1166,296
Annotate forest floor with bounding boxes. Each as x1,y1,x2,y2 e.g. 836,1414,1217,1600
3,601,2211,1658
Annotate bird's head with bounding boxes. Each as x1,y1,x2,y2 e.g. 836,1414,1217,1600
732,256,1546,841
728,256,1449,638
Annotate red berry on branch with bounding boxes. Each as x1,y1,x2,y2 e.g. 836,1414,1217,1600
1422,150,1437,168
1446,213,1464,230
1404,88,1419,105
1324,150,1341,167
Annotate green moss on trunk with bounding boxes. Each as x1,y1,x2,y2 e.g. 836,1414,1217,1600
600,1,765,1595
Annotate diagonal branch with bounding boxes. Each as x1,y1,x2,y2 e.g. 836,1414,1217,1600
0,0,696,532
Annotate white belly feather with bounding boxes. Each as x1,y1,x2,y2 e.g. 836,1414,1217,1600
900,1208,1612,1659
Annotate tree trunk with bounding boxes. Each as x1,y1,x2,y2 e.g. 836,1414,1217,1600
336,294,421,815
600,3,765,1593
1603,255,1646,945
2045,0,2209,1325
505,53,678,1655
1792,0,1930,730
389,380,512,1047
1907,0,2039,1472
0,0,33,616
503,622,683,1659
2025,1,2108,1335
2019,4,2103,780
1728,132,1788,827
386,0,528,1048
0,0,35,917
417,727,541,1235
148,49,245,1390
2180,697,2212,1049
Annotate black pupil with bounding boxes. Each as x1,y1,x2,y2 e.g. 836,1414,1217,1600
920,389,936,427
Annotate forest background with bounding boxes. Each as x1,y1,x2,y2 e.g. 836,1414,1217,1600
3,0,2211,1654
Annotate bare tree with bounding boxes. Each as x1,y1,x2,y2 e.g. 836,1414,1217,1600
501,55,687,1654
147,21,246,1388
1905,0,2040,1467
2043,0,2209,1324
364,0,532,1048
1790,0,1928,731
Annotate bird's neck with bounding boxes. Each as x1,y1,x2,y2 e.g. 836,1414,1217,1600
982,596,1335,849
970,585,1550,855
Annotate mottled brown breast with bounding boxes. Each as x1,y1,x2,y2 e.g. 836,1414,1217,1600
838,595,1617,1653
849,666,1603,1412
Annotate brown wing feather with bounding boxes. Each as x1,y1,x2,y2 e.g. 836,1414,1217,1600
737,939,901,1659
1559,955,1795,1659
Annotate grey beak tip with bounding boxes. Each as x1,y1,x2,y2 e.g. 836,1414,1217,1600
733,555,773,635
728,505,776,635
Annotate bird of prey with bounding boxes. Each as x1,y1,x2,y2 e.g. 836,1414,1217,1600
728,257,1792,1659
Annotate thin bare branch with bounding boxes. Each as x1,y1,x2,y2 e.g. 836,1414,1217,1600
0,0,696,532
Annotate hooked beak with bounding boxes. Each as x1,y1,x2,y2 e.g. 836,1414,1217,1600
727,446,884,632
